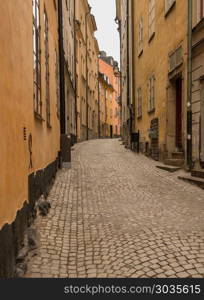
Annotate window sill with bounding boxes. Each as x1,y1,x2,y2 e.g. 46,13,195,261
137,115,142,120
165,1,176,18
34,112,44,122
148,32,155,44
148,108,155,114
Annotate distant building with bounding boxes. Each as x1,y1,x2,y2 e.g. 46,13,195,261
99,52,121,138
115,0,134,148
75,0,99,142
58,0,76,150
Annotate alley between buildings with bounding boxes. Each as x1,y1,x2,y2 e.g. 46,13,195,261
25,139,204,278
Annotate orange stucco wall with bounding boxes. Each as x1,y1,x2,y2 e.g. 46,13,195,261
99,58,120,137
0,0,60,228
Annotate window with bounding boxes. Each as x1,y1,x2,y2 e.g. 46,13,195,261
165,0,176,15
168,45,183,73
55,48,60,118
137,87,142,118
148,0,156,40
138,17,143,55
44,9,51,126
148,76,155,112
197,0,204,22
53,0,57,10
33,0,42,116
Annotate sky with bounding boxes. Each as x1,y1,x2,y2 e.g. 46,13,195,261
88,0,120,64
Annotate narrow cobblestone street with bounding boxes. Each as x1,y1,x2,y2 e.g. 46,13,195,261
26,139,204,278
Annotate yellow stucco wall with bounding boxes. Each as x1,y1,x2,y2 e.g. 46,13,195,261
133,0,188,157
75,0,99,140
0,0,60,228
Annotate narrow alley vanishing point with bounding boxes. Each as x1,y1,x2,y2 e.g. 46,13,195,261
26,139,204,278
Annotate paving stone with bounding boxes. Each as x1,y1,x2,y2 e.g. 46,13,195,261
24,139,204,279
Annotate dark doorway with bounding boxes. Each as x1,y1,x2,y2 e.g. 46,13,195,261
110,125,113,138
175,77,182,150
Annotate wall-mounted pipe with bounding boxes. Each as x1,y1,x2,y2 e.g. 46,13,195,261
187,0,192,169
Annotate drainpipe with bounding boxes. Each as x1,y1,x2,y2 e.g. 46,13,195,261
74,0,78,143
58,0,65,135
98,58,101,138
85,8,91,140
127,0,132,148
187,0,192,170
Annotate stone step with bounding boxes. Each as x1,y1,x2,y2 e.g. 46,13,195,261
178,175,204,189
172,152,184,159
156,165,181,173
191,169,204,179
164,159,185,167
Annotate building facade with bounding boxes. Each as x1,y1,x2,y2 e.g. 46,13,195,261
99,52,121,138
191,0,204,172
116,0,189,164
75,0,99,142
58,0,76,148
0,0,60,277
115,0,134,147
133,0,188,163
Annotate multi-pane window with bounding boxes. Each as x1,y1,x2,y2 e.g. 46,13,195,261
165,0,176,14
55,48,60,118
33,0,42,116
137,87,142,118
44,9,51,126
138,17,143,54
148,76,155,112
148,0,156,40
197,0,204,21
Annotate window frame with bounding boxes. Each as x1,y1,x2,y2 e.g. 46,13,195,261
33,0,42,118
148,75,156,113
137,87,142,119
164,0,176,16
198,0,204,21
44,8,51,127
138,17,144,56
148,0,156,42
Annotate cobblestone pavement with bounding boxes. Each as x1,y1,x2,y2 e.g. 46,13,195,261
26,139,204,278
